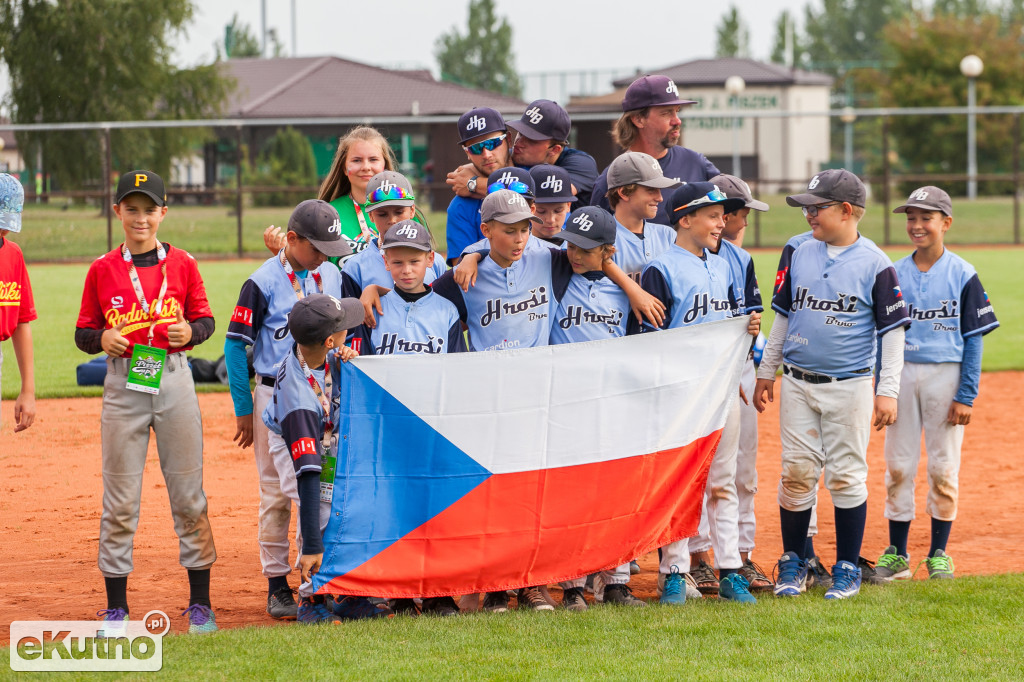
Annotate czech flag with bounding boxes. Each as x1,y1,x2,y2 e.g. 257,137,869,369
313,316,752,597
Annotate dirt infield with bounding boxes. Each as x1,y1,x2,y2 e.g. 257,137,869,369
2,372,1022,635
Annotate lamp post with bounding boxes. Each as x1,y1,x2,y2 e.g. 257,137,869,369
725,75,746,177
960,55,984,200
840,107,856,171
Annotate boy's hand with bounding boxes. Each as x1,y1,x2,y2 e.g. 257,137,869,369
359,287,384,328
299,553,323,583
233,414,254,449
101,320,130,357
166,308,193,348
337,346,358,363
264,225,286,255
454,257,479,292
446,164,481,198
947,400,972,426
629,290,666,328
873,395,898,431
13,392,35,432
747,311,761,337
753,378,774,413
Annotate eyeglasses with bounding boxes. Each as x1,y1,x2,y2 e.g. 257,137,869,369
801,202,841,218
366,184,414,205
674,188,729,213
488,180,533,196
463,134,507,155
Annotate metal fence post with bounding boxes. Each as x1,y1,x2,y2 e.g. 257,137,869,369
1015,113,1021,244
103,127,112,251
753,116,761,248
236,124,244,258
882,117,891,246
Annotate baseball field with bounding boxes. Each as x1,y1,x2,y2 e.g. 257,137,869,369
1,202,1023,678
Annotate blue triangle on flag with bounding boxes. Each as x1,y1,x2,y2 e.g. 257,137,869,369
314,361,492,588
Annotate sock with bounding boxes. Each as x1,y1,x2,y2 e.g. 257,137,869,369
804,535,816,559
834,502,868,565
187,569,211,608
780,507,813,559
268,574,290,596
889,520,911,557
104,577,128,613
719,568,738,580
929,518,953,557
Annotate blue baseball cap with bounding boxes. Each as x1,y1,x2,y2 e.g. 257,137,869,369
458,107,506,143
530,165,577,204
487,167,535,199
558,206,617,249
0,173,24,233
667,182,746,220
507,100,571,142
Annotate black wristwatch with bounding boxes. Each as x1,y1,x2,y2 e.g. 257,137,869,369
467,176,479,193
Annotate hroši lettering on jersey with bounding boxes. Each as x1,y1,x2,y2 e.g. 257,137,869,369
682,292,731,324
790,287,859,314
480,287,549,327
558,305,623,332
377,334,445,355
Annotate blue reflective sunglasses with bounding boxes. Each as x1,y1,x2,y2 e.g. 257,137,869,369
487,180,533,196
463,134,507,155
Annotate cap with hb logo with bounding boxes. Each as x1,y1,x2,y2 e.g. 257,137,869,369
288,199,353,258
365,171,415,210
458,107,506,143
621,75,698,112
893,185,952,217
481,189,542,225
667,182,746,219
0,173,25,233
530,164,577,204
558,206,617,249
487,166,535,199
288,293,365,346
607,151,682,190
380,219,432,252
115,170,167,207
709,174,770,212
786,168,866,208
506,99,571,142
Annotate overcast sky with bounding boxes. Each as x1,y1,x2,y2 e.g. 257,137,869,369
175,0,807,78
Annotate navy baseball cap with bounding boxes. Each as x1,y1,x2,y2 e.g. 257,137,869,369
709,174,770,212
487,167,535,199
894,186,953,217
558,206,617,249
668,182,746,220
115,170,166,206
530,164,577,204
288,294,364,346
381,219,432,252
786,169,866,208
0,173,25,233
458,107,506,143
288,199,352,258
622,75,698,112
507,99,571,142
481,189,542,224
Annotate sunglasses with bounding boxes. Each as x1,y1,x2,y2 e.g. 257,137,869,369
801,202,841,218
487,180,533,196
675,188,729,213
366,184,414,205
463,134,507,155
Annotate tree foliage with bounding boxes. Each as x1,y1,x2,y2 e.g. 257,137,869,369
715,6,750,58
435,0,521,97
770,10,806,66
0,0,233,190
220,13,261,58
801,0,913,75
250,127,317,207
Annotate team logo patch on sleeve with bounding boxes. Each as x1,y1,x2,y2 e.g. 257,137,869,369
291,437,317,461
231,305,253,326
774,267,788,293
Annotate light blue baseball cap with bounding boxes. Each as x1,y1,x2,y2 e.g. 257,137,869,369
0,173,24,233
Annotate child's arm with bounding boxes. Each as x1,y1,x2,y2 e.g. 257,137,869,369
602,256,665,328
224,336,255,448
263,225,286,255
753,313,788,413
872,326,905,431
454,252,482,292
359,285,391,329
296,473,323,582
10,322,34,432
949,333,982,425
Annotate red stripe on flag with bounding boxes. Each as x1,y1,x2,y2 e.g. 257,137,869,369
318,429,721,598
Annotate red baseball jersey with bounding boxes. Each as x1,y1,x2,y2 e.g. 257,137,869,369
76,243,212,354
0,236,36,341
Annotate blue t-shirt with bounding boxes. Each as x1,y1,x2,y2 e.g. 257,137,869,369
445,195,484,263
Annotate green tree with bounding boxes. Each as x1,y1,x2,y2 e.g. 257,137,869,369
715,6,750,58
802,0,912,75
770,10,806,66
219,13,261,58
0,0,233,191
250,127,317,207
435,0,521,97
932,0,990,16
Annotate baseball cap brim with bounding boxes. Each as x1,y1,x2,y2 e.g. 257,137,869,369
308,236,353,258
558,229,604,250
785,192,833,207
506,119,550,141
676,196,747,218
744,198,770,211
367,197,415,210
637,176,682,190
488,210,542,225
534,194,578,204
893,202,949,215
0,212,22,232
381,241,432,252
117,188,166,207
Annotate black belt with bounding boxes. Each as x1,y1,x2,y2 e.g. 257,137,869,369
784,365,869,384
259,375,276,388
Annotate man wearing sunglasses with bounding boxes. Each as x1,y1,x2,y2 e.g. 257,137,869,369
446,107,513,265
590,75,720,227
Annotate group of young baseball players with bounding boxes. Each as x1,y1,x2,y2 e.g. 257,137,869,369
0,73,999,633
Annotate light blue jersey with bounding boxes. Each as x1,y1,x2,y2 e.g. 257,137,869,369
341,238,447,299
632,246,735,332
352,287,466,355
612,220,676,283
262,345,333,477
550,273,629,344
715,239,763,315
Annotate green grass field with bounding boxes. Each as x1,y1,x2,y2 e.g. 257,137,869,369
4,575,1021,680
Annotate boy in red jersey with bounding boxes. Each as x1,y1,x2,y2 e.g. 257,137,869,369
0,172,35,433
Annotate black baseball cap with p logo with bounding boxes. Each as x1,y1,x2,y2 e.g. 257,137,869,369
115,170,166,206
558,206,617,249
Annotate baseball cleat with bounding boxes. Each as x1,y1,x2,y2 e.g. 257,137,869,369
874,546,911,581
182,604,218,634
806,555,833,590
267,586,298,620
921,550,955,580
560,587,588,612
773,552,808,597
719,573,757,604
96,608,129,639
482,591,509,613
824,561,862,600
659,568,686,605
603,584,646,607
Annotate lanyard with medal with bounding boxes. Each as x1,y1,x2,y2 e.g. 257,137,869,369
351,196,378,252
279,249,323,298
123,243,170,394
296,346,337,503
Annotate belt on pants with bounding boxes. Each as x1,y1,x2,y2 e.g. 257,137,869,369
259,375,276,388
106,352,189,375
783,365,870,384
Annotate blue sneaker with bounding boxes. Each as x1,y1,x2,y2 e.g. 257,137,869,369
719,573,757,603
297,596,343,624
660,567,686,605
773,552,808,597
181,604,218,634
329,595,395,621
824,561,862,600
96,608,128,639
